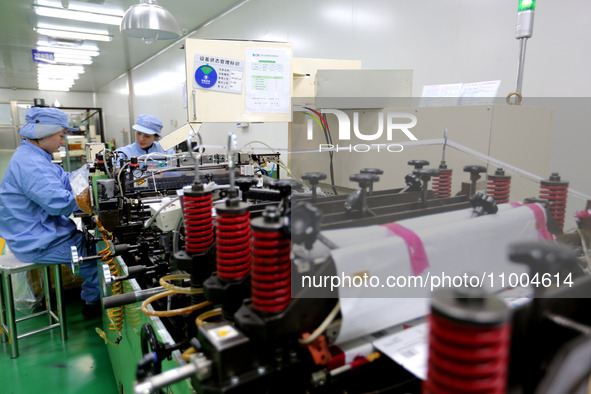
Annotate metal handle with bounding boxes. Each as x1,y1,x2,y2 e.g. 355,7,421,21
192,90,197,121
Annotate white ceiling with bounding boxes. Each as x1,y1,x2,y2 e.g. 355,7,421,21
0,0,248,92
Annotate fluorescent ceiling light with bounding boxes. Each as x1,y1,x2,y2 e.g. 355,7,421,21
54,56,93,65
38,72,80,81
38,65,84,77
38,78,75,86
37,39,99,51
37,0,123,15
34,4,123,25
38,63,84,72
38,85,73,92
36,46,100,57
35,24,113,42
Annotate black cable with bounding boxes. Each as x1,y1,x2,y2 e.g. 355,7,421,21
303,107,338,195
323,113,338,195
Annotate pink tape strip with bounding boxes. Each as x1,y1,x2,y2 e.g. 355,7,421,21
525,204,555,241
510,202,554,241
381,223,430,275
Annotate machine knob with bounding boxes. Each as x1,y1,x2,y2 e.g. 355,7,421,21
269,179,302,197
301,172,327,202
463,165,487,177
404,173,422,192
301,172,327,185
360,169,382,196
408,160,430,171
289,202,323,250
235,177,258,201
70,246,80,276
360,168,384,176
417,168,440,182
349,173,379,189
470,192,498,216
509,241,581,277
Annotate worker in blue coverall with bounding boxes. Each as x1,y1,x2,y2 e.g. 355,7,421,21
115,114,175,163
0,107,101,319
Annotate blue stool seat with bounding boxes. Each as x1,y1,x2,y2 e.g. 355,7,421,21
0,254,67,358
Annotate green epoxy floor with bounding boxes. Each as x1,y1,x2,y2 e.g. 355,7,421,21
0,290,119,394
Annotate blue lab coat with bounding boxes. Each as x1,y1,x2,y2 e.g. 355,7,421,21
115,141,174,161
0,140,99,302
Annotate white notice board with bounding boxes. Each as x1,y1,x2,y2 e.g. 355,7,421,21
185,39,293,123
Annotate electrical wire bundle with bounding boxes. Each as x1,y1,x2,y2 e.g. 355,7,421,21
303,107,338,195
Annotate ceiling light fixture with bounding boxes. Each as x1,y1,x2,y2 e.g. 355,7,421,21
38,64,84,91
37,38,99,52
120,0,180,44
36,46,100,57
35,26,113,42
54,56,93,65
33,4,123,25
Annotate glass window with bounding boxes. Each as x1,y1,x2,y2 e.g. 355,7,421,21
0,103,12,125
17,104,32,125
0,127,17,149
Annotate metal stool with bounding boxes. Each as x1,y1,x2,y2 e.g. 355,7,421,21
0,254,67,358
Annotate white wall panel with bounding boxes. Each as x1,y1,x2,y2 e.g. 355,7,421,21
0,88,95,108
190,0,590,98
130,44,188,141
96,75,131,150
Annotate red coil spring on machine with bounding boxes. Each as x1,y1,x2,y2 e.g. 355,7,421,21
216,211,251,280
183,193,214,254
251,229,291,313
486,169,511,204
423,313,511,394
539,173,568,231
432,169,452,198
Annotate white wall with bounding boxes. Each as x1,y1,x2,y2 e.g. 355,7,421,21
96,74,131,149
0,88,96,108
189,0,591,97
99,0,591,141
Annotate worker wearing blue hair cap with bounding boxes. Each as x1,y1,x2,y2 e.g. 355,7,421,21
115,114,175,162
0,107,101,319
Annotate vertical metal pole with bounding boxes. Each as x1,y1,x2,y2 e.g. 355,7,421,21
43,266,52,326
3,274,19,358
54,264,67,341
515,37,528,96
0,274,6,343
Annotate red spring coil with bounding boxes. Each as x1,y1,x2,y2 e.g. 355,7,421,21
486,176,511,204
216,211,251,280
539,183,568,230
423,313,511,394
432,170,452,198
251,229,291,313
183,193,214,254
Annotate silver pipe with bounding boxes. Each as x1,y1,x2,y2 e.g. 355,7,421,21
102,287,165,309
15,310,50,322
134,362,199,394
515,37,528,96
227,133,238,189
17,323,61,339
441,128,448,162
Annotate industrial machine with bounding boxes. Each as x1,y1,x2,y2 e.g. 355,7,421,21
71,127,591,394
71,36,591,394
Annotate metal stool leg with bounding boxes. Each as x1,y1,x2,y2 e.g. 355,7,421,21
42,266,53,326
0,275,7,343
54,264,67,341
2,273,19,358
